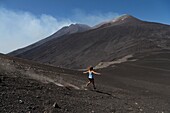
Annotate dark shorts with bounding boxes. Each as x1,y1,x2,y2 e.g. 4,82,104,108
88,78,94,82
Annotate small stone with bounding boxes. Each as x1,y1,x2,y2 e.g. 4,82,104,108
27,106,32,110
64,109,68,112
19,100,24,104
32,106,36,110
36,95,40,98
53,102,61,109
139,108,143,111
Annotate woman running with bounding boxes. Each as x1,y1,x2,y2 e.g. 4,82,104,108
83,66,101,89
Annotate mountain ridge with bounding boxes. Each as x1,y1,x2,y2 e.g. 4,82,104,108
93,14,142,29
9,23,91,56
8,14,170,69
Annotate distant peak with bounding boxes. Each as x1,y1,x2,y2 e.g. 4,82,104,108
94,14,141,28
110,14,139,23
118,14,133,18
118,14,134,19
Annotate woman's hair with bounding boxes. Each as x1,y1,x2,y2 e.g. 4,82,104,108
89,66,93,71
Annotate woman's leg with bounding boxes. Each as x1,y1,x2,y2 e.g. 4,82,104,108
92,79,96,89
86,81,91,86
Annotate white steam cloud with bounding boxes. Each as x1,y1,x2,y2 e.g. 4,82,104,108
0,7,73,53
0,7,119,54
71,9,119,26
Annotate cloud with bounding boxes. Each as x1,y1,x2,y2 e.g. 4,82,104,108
71,9,120,26
0,7,73,53
0,7,119,54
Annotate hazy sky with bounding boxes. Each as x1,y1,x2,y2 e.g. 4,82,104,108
0,0,170,53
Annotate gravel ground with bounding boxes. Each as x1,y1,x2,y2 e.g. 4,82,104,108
0,54,170,113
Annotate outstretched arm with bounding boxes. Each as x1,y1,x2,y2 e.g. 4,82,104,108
92,71,101,75
83,71,89,74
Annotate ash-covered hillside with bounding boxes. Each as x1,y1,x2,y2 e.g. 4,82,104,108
9,14,170,69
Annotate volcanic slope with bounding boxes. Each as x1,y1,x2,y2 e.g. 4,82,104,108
1,53,170,113
9,24,91,56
